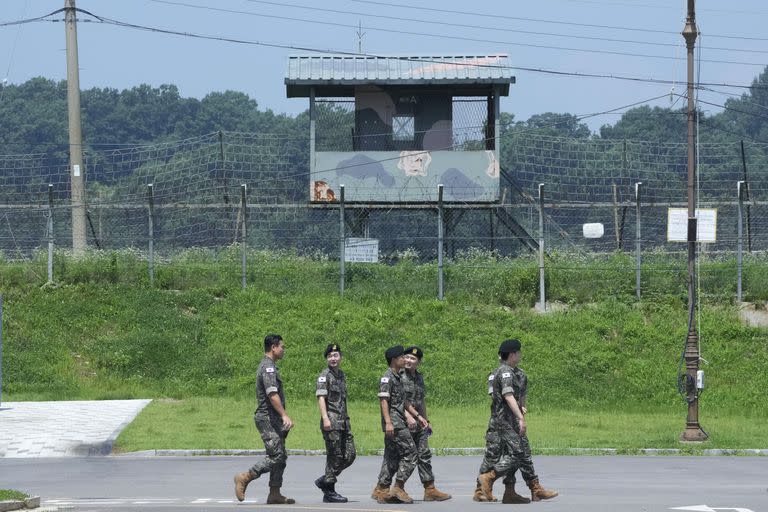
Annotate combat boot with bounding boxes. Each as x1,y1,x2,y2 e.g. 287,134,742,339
502,483,531,504
423,481,451,501
233,471,255,502
371,483,392,503
528,479,558,501
388,480,414,504
266,486,295,504
323,483,348,503
477,470,497,502
314,476,332,496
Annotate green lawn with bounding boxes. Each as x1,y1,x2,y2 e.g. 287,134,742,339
113,398,768,454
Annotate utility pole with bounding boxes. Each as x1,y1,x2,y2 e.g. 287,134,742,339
356,20,365,54
681,0,707,442
65,0,87,254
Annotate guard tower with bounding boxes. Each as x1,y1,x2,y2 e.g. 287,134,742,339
286,54,536,251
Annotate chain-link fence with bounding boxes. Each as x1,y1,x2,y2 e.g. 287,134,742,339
1,131,766,303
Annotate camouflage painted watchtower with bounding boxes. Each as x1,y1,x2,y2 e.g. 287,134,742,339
286,55,515,204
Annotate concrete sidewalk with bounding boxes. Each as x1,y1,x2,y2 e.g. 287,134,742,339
0,400,151,458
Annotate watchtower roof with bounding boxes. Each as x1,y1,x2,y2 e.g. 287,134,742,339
285,54,515,97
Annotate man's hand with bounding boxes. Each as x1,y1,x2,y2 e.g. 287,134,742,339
322,418,332,431
385,421,394,438
417,416,429,429
521,406,528,416
282,414,294,431
518,417,526,437
406,415,417,431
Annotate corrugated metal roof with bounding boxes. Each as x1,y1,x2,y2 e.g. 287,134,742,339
286,54,513,82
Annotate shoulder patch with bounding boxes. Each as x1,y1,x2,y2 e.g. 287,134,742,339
502,372,511,378
381,377,389,383
488,375,495,381
265,367,275,373
318,376,327,383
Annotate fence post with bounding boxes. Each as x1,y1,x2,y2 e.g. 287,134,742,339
47,184,54,284
339,185,345,297
0,293,3,407
437,184,444,301
612,183,620,250
241,184,248,290
635,182,642,300
147,184,155,286
538,183,546,312
737,180,745,304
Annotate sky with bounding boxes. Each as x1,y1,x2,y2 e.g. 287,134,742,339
1,0,767,133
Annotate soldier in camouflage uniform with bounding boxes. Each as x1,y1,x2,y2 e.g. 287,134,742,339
314,343,356,503
475,339,558,503
234,334,296,505
400,346,451,501
371,345,428,504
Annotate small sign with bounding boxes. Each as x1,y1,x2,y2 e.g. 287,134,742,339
72,164,81,177
344,238,379,263
582,223,604,239
667,208,717,242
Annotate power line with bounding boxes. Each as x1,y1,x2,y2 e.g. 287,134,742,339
142,1,767,67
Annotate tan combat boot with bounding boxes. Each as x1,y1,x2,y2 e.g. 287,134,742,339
528,479,558,501
233,471,255,502
371,483,392,504
477,470,497,502
388,480,414,504
423,481,452,501
266,486,295,504
502,483,531,504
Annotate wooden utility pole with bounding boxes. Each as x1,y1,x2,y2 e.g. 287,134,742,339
65,0,87,253
681,0,707,442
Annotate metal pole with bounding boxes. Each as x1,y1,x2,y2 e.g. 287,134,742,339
437,184,444,301
740,141,752,253
339,185,345,297
635,182,642,300
612,183,620,250
538,183,546,312
0,293,3,407
681,0,707,442
65,0,87,253
147,184,155,286
47,184,54,283
241,184,247,290
737,181,744,304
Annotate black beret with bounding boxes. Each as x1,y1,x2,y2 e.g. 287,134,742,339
404,346,423,360
498,339,522,354
385,345,405,362
324,343,342,357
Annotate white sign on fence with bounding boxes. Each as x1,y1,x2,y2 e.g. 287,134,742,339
582,223,605,239
344,238,379,263
667,208,717,242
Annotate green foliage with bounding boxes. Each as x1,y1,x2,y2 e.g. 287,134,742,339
0,490,29,501
1,251,767,416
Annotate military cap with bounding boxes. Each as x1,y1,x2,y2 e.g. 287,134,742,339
385,345,405,363
404,345,423,360
498,338,522,355
324,343,342,357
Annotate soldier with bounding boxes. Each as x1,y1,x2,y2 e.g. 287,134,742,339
314,343,356,503
371,345,428,504
234,334,295,504
401,346,451,501
475,339,558,504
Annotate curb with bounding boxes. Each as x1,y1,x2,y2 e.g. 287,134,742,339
0,496,40,512
117,447,768,457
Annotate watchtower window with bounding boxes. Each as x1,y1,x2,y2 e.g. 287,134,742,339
393,115,415,141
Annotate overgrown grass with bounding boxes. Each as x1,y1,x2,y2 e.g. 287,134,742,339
113,398,768,453
0,490,29,501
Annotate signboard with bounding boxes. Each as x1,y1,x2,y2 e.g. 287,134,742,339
344,238,379,263
583,223,605,239
667,208,717,242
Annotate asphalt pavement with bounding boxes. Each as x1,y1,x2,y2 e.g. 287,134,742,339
1,455,767,512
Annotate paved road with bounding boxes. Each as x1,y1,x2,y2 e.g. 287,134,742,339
0,400,151,457
1,455,766,511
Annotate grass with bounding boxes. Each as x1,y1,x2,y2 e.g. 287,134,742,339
0,490,29,501
113,398,768,453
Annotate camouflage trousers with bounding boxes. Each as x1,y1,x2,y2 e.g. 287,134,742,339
249,418,288,487
377,428,417,486
412,427,435,483
321,429,357,484
478,427,537,486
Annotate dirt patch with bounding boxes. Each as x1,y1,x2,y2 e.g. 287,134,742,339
737,302,768,328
